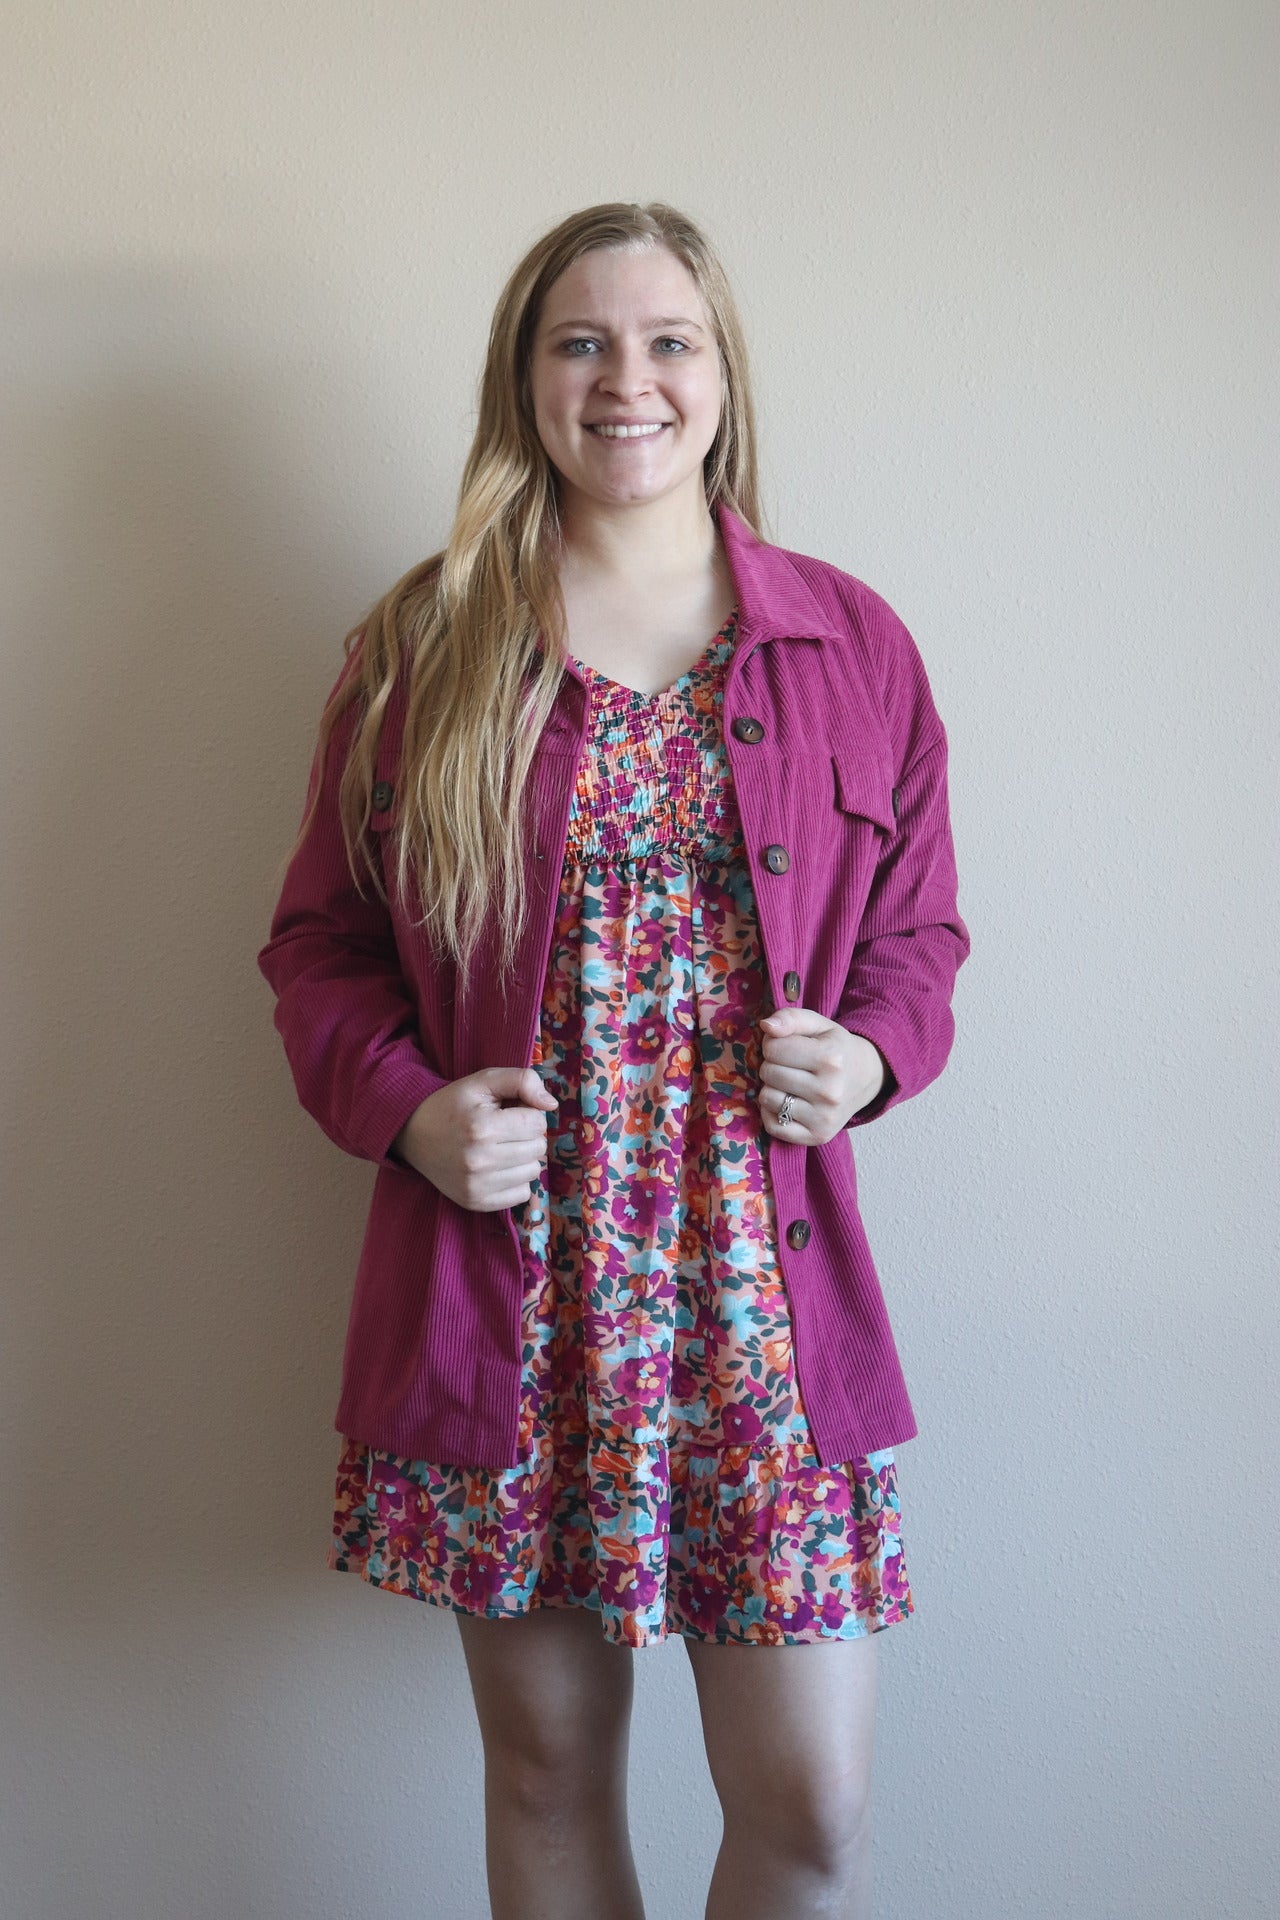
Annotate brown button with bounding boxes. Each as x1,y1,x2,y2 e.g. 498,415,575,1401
783,971,801,1002
786,1219,811,1250
371,780,394,811
891,786,901,819
731,715,765,743
764,844,790,874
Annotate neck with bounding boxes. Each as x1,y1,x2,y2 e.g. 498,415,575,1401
554,482,718,586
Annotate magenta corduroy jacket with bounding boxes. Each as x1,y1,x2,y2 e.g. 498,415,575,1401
258,501,971,1469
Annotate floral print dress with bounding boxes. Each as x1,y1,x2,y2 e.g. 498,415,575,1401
328,607,913,1648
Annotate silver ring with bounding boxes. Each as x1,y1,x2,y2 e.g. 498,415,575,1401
777,1093,797,1127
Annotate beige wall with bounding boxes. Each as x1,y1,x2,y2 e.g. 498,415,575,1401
4,3,1276,1914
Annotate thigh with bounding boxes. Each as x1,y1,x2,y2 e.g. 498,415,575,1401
456,1603,636,1774
683,1633,879,1834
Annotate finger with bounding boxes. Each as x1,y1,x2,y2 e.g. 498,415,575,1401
486,1105,556,1139
759,1030,822,1072
479,1134,551,1171
759,1061,819,1099
766,1089,806,1130
760,1007,834,1040
478,1066,557,1110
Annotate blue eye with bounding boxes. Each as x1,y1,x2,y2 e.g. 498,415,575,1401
558,336,691,355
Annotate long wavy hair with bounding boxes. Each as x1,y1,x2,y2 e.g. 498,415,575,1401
291,200,766,984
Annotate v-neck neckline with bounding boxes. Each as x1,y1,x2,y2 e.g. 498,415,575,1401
573,607,738,704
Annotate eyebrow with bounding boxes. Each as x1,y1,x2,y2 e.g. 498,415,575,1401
543,315,707,335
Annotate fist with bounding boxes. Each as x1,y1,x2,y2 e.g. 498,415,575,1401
757,1007,888,1143
391,1066,557,1210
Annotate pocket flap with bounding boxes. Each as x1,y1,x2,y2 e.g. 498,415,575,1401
831,752,897,833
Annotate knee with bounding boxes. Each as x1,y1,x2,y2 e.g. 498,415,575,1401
725,1768,873,1876
491,1748,583,1824
484,1717,621,1820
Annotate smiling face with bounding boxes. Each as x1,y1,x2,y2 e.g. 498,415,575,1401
528,241,725,518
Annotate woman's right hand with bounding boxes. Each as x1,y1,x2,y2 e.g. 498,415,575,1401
391,1067,558,1211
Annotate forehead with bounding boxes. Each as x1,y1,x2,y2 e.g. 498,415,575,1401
537,243,708,329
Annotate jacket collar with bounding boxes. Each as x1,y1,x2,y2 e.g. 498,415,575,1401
715,499,847,645
529,497,845,686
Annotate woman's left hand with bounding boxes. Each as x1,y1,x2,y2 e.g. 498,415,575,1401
757,1006,887,1142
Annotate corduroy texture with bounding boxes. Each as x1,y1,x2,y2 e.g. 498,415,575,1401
258,502,971,1469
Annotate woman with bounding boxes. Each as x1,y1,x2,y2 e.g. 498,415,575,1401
259,201,969,1920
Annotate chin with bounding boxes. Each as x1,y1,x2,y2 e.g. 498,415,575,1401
583,467,708,508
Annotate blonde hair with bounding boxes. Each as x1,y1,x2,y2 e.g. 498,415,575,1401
294,200,766,983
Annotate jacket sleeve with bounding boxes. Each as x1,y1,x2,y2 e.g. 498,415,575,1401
834,591,971,1127
256,656,450,1165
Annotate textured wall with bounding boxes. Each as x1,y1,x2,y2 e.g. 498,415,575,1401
3,3,1276,1916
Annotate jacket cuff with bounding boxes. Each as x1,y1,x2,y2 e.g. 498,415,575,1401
351,1055,452,1166
839,1012,910,1128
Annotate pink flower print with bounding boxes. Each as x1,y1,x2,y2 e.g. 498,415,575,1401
780,1593,817,1635
681,1567,726,1635
451,1548,508,1611
598,1551,661,1615
666,1036,697,1082
820,1589,855,1633
610,1352,666,1402
720,1401,764,1445
622,1015,670,1070
720,1493,770,1561
855,1514,887,1564
606,1179,663,1237
420,1519,450,1572
670,1354,700,1401
882,1555,911,1611
387,1523,425,1563
805,1472,846,1515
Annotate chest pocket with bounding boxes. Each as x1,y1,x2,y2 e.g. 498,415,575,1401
830,751,898,836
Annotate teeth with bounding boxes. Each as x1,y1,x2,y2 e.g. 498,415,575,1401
589,423,667,438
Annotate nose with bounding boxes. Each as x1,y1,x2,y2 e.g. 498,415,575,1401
598,341,653,400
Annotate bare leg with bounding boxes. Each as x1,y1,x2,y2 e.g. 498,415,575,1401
684,1632,880,1920
455,1603,647,1920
